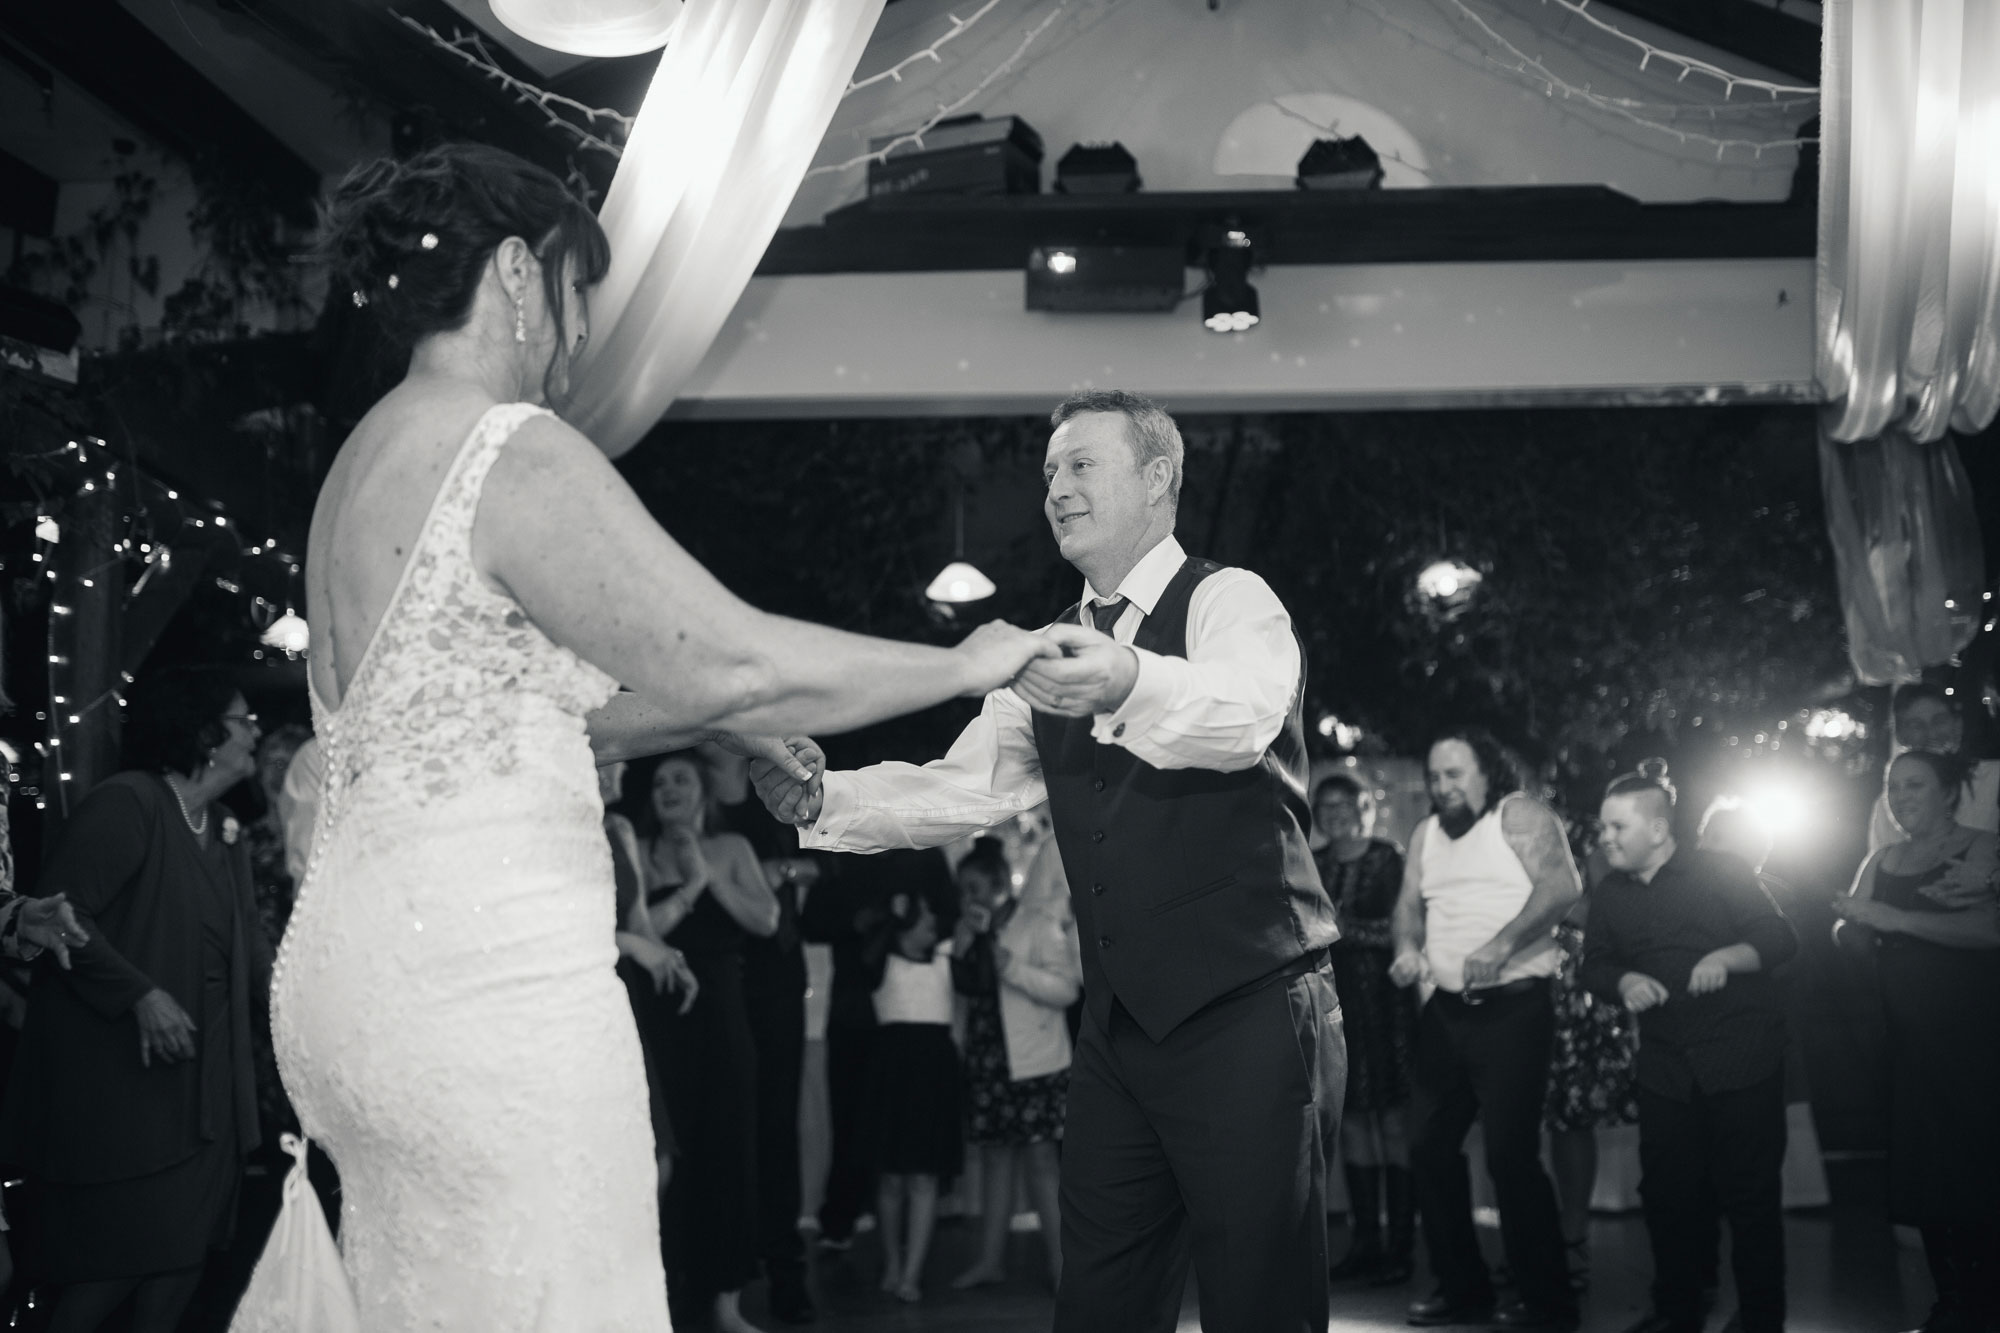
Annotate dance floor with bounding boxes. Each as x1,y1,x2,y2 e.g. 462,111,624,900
758,1164,1933,1333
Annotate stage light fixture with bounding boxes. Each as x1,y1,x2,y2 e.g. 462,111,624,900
1201,230,1260,333
1296,135,1385,190
1055,142,1142,194
1027,245,1183,312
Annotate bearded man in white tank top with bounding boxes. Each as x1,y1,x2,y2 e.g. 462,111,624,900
1389,729,1582,1330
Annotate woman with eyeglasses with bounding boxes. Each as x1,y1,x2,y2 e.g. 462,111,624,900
0,666,269,1333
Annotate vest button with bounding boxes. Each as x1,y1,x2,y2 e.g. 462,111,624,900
1098,936,1111,949
1092,829,1105,843
1093,778,1106,792
1091,883,1104,896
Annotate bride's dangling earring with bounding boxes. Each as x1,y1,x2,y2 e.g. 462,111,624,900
514,294,527,344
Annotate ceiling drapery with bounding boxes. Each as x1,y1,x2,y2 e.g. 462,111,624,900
567,0,886,456
1816,0,1998,684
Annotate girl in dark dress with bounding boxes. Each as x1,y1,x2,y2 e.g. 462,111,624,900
624,752,780,1333
949,837,1076,1292
1541,845,1641,1293
598,761,696,1181
1313,774,1418,1286
0,668,267,1333
862,886,961,1304
1834,750,2000,1333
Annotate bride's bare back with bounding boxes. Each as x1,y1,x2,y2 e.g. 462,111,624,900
306,379,503,711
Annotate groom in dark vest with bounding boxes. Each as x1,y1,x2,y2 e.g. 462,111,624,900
752,389,1345,1333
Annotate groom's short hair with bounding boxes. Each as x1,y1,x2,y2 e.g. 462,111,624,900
1051,389,1184,510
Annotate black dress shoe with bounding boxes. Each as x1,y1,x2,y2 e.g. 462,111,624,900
1408,1289,1497,1327
1491,1299,1581,1330
1619,1313,1700,1333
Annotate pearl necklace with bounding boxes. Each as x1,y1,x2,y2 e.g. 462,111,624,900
165,774,209,838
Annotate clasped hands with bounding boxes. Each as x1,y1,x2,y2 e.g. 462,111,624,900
746,620,1139,829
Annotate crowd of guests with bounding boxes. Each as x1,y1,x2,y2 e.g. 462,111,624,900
0,665,1991,1331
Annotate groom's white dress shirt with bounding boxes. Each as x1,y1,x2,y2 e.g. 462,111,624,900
801,535,1304,853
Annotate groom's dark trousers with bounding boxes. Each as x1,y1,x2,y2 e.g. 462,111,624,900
1055,963,1345,1333
1037,557,1345,1333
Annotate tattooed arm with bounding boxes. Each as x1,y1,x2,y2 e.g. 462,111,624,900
1459,794,1584,988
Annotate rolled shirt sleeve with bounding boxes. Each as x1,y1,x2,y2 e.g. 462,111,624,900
1090,568,1301,772
804,685,1046,853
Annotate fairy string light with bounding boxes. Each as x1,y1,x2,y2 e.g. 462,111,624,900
1536,0,1817,100
1419,0,1818,161
395,14,635,159
846,0,1006,95
28,435,308,812
804,1,1069,179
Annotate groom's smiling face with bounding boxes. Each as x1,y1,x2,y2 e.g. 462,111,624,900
1043,412,1152,574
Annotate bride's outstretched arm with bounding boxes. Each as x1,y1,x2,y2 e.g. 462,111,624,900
584,693,816,777
479,415,1055,738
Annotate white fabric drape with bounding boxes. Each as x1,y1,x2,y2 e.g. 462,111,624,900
1817,0,2000,442
1817,429,1985,684
568,0,886,455
1815,0,1998,683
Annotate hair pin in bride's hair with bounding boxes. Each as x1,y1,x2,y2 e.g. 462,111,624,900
387,274,400,289
351,289,368,307
420,233,440,250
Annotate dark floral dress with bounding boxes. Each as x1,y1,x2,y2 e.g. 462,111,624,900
955,911,1069,1146
1544,919,1638,1131
1318,839,1417,1114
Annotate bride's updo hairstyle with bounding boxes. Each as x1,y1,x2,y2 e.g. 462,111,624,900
319,142,611,397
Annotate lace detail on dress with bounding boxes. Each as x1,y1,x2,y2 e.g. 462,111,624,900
269,402,667,1331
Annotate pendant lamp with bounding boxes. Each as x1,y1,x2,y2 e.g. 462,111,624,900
489,0,683,57
926,459,995,605
926,560,997,604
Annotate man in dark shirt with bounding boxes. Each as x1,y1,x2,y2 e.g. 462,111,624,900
1584,768,1797,1333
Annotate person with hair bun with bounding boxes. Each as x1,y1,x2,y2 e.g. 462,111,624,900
1833,749,2000,1333
268,142,1056,1330
1584,761,1798,1333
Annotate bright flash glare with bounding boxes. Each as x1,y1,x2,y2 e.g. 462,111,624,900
1047,251,1078,275
1743,783,1808,837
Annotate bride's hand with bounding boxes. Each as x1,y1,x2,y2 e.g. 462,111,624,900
954,621,1063,699
712,733,820,784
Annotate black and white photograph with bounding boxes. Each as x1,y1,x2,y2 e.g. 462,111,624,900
0,0,1996,1330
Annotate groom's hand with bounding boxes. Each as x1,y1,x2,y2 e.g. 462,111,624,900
751,741,825,828
1013,623,1139,718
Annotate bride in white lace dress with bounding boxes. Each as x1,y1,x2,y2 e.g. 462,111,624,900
272,143,1054,1332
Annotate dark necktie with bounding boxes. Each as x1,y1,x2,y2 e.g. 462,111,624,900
1090,596,1128,636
